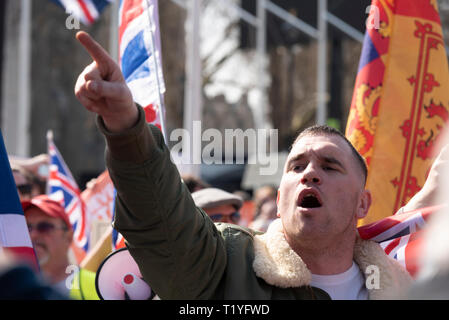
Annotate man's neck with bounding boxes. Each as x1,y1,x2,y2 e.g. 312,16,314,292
42,260,70,284
287,234,356,275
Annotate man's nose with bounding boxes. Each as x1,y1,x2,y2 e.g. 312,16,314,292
300,163,322,185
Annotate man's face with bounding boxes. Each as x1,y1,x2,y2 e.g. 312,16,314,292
25,208,73,269
277,134,371,248
204,204,241,224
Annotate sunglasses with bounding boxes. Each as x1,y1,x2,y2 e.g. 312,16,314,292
27,222,68,234
17,183,33,195
209,212,241,223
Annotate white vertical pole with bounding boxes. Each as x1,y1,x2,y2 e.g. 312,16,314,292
144,0,168,141
109,0,119,62
316,0,327,125
183,0,202,177
256,0,267,130
16,0,31,157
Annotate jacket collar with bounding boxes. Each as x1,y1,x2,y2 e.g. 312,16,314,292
252,219,413,299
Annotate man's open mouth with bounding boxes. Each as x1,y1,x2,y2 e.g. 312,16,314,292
297,190,322,208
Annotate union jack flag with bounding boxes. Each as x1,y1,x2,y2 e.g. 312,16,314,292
50,0,113,26
358,205,443,277
110,0,165,250
118,0,166,135
46,131,89,253
0,131,39,271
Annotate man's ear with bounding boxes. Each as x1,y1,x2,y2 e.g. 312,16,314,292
356,189,372,220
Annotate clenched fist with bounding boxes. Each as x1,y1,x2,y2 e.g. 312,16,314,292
74,31,138,133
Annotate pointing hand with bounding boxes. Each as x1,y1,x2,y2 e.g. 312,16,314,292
74,31,138,132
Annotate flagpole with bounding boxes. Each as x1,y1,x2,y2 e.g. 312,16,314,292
316,0,327,125
45,130,53,195
109,0,119,62
17,0,31,157
183,0,202,177
256,0,267,130
144,0,168,141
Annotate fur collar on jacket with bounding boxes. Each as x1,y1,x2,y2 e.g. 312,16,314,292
252,219,413,299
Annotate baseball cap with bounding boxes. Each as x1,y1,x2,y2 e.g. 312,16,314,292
21,195,71,229
191,188,243,210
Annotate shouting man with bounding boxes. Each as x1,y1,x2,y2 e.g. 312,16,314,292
74,31,424,299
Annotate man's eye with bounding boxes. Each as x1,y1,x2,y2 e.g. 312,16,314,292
292,165,303,172
323,166,335,171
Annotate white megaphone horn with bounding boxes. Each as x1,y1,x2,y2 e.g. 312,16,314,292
95,248,157,300
122,272,152,300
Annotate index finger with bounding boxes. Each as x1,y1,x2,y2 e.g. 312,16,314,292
76,31,115,69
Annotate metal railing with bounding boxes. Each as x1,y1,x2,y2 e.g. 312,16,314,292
170,0,366,129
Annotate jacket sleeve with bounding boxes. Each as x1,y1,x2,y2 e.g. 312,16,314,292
96,105,227,299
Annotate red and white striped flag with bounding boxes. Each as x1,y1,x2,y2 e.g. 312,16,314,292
47,131,89,263
358,205,443,277
50,0,113,26
0,131,39,271
108,0,166,251
118,0,166,135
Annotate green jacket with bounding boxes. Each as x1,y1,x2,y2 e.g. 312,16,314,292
97,106,412,300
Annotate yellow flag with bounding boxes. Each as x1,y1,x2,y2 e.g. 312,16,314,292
346,0,449,225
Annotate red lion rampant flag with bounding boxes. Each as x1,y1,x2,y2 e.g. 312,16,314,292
346,0,449,225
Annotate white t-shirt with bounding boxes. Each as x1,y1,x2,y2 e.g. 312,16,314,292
310,262,368,300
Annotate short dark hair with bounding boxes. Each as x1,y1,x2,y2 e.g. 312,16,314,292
292,125,368,185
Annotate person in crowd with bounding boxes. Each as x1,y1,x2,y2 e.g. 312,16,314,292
0,248,68,300
249,185,278,232
10,154,48,198
191,188,243,225
11,164,42,201
73,31,442,300
22,194,99,299
9,154,49,180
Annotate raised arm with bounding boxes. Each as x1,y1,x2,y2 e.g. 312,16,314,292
74,32,227,299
